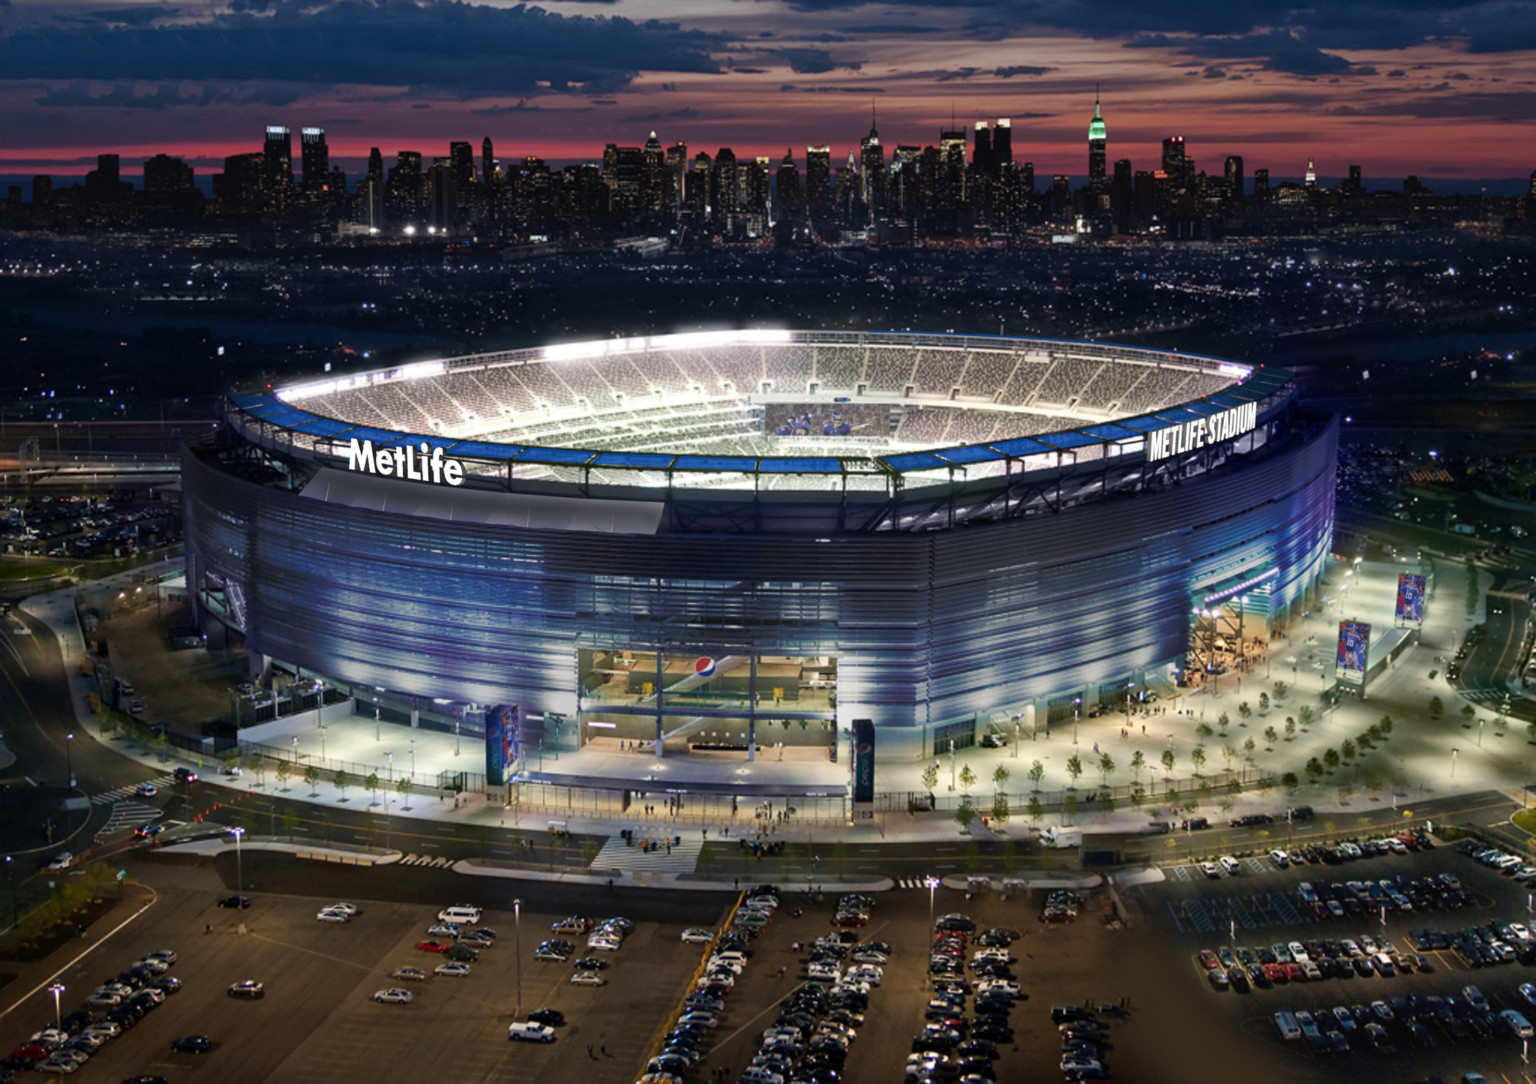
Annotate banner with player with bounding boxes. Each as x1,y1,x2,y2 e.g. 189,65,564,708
1336,621,1370,685
1395,573,1426,629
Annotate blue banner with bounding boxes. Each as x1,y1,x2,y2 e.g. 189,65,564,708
852,718,875,805
1395,573,1426,628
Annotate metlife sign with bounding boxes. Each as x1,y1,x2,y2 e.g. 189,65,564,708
345,438,466,486
1145,401,1258,463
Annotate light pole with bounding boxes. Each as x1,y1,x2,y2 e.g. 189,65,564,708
387,751,394,784
65,732,74,788
4,855,16,931
409,739,416,788
1073,697,1081,748
48,983,64,1030
230,826,245,895
320,724,327,764
1451,748,1459,780
1478,718,1485,748
512,898,525,1018
924,876,940,990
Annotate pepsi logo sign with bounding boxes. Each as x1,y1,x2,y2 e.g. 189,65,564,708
694,657,716,678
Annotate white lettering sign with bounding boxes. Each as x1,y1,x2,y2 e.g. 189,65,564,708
1145,401,1257,463
345,438,465,486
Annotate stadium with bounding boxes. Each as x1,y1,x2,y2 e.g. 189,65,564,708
182,329,1337,802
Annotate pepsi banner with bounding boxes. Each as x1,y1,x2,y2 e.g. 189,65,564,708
485,703,520,786
852,718,875,807
1336,622,1370,685
1395,573,1426,629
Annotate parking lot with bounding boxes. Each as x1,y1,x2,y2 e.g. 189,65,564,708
1138,831,1536,1084
1,855,729,1083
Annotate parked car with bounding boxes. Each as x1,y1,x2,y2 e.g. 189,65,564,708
226,981,264,999
372,988,413,1004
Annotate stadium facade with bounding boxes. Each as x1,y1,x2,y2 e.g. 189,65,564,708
183,330,1336,792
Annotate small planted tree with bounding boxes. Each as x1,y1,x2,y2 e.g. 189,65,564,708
1062,793,1078,825
1221,743,1238,772
1243,736,1257,760
365,771,380,806
1264,725,1278,747
1026,795,1044,824
1129,783,1145,809
1280,771,1299,790
991,794,1010,825
1065,755,1083,789
152,732,169,762
1378,715,1394,737
921,763,939,794
275,759,292,792
1323,747,1341,771
1027,759,1045,791
959,764,977,793
1237,702,1252,723
1258,691,1270,714
1197,722,1215,742
1305,757,1324,780
334,769,349,801
1098,752,1115,786
247,752,265,787
397,777,414,810
1191,746,1207,775
1460,703,1476,724
955,796,977,830
992,763,1010,791
1130,749,1145,782
1285,717,1297,739
1160,748,1176,774
1428,696,1443,720
304,764,320,795
1272,680,1288,702
1297,706,1315,728
281,807,299,840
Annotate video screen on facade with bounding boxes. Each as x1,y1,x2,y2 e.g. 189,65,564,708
1336,621,1370,685
764,402,890,438
1395,573,1426,628
485,703,519,786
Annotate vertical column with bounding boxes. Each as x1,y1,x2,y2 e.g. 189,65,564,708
748,652,757,762
655,648,665,758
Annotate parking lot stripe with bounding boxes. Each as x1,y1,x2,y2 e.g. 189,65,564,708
0,889,158,1022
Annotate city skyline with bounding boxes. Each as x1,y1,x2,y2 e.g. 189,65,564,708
1,0,1535,180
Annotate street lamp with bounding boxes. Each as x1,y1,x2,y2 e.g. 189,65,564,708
230,826,245,895
513,898,523,1017
320,724,327,763
409,739,416,787
1073,698,1081,748
48,983,64,1030
65,732,74,789
386,751,394,783
923,876,941,989
1451,748,1459,780
3,855,16,932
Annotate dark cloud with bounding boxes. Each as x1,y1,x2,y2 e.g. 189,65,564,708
589,97,618,105
993,65,1053,78
733,67,769,74
34,80,306,109
775,47,862,74
228,0,271,10
1203,66,1226,78
779,84,886,94
87,7,179,24
1387,68,1406,76
621,107,700,122
837,23,942,35
1128,30,1355,75
1334,89,1536,121
0,1,724,101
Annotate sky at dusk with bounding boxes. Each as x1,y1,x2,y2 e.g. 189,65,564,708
1,0,1535,184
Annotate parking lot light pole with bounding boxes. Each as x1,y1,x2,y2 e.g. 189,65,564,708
48,983,64,1029
65,732,74,788
1451,748,1459,781
4,855,16,931
513,899,523,1018
230,826,245,895
924,876,940,990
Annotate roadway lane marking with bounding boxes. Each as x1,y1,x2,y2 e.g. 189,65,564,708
0,889,158,1022
0,627,31,676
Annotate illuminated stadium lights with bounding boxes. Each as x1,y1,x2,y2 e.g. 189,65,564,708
1202,567,1281,607
277,359,447,403
540,328,792,363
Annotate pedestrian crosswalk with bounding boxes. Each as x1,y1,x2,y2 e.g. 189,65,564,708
591,833,702,873
397,854,454,868
90,775,175,805
100,801,162,835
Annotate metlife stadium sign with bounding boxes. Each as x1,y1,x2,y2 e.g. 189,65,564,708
1146,402,1258,463
345,438,466,486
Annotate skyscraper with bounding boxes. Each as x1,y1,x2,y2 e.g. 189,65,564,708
482,137,496,185
1224,155,1244,202
775,149,802,221
300,127,328,188
992,119,1012,170
860,107,885,217
1253,168,1270,203
1304,158,1317,189
806,146,832,211
264,125,293,191
665,142,688,209
1161,136,1189,193
1087,86,1107,187
144,154,194,192
973,121,993,175
449,142,476,190
938,128,967,216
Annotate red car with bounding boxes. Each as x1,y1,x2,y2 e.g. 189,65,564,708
1262,963,1288,985
1283,963,1306,983
416,940,451,954
10,1043,50,1062
1197,950,1220,971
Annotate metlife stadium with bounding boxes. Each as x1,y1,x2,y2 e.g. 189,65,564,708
182,330,1336,794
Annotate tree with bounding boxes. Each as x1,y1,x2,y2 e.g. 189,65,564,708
1221,743,1238,771
1065,755,1083,788
152,732,168,762
1097,789,1116,814
955,797,977,830
1026,795,1045,824
281,807,299,840
1097,753,1115,786
334,769,349,800
1460,703,1476,723
1341,738,1356,761
992,763,1010,791
1305,757,1324,780
1062,794,1078,825
1237,702,1252,723
1337,781,1354,804
247,752,265,787
1258,691,1270,714
1272,680,1288,702
1280,771,1299,789
1297,706,1315,728
1129,784,1145,809
1027,760,1045,791
921,763,939,794
1264,725,1278,747
396,777,414,809
1363,768,1384,798
1130,750,1145,781
365,771,380,806
1285,717,1297,739
1243,736,1257,760
1196,722,1215,742
959,765,977,793
304,764,320,795
1191,746,1207,775
991,794,1010,825
1427,695,1443,720
221,750,239,776
275,760,292,792
100,713,118,737
1323,747,1341,771
1164,787,1181,812
1378,715,1393,737
1160,749,1176,774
